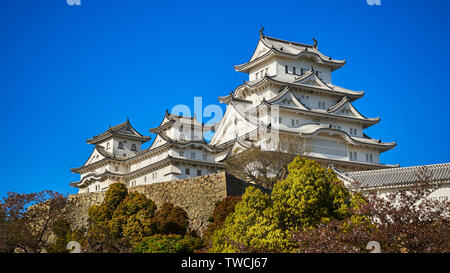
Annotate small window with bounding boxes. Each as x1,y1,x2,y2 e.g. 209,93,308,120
131,144,137,151
179,125,183,133
180,134,185,141
292,67,296,75
197,169,202,176
179,151,184,157
106,142,110,150
285,65,288,74
190,152,196,159
291,119,295,126
296,120,300,126
279,117,282,124
255,72,259,79
118,142,124,149
202,153,207,160
185,168,190,175
115,166,119,172
370,154,373,162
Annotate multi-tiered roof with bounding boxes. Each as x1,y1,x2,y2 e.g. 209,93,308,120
86,119,150,145
235,34,346,72
212,30,397,170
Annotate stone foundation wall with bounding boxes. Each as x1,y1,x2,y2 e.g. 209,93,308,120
64,172,252,234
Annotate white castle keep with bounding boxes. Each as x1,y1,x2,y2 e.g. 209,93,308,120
71,30,400,194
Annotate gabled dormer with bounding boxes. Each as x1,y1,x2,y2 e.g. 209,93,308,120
149,110,214,142
235,29,345,84
86,119,150,158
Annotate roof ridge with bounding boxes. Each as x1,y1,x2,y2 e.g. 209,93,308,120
346,162,450,175
264,35,314,48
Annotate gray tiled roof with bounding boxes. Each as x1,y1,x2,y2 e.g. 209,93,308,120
343,163,450,188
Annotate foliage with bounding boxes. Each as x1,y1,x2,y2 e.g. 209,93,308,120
203,196,241,240
210,157,354,253
111,192,158,243
47,219,86,253
133,234,204,253
85,183,158,252
270,157,351,231
291,166,450,253
152,202,189,235
84,183,193,252
0,190,67,253
210,186,294,253
104,183,128,211
225,146,296,189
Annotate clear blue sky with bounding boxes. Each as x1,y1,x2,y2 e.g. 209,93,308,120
1,0,449,195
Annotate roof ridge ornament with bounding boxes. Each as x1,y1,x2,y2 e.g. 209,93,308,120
312,37,318,48
259,27,265,38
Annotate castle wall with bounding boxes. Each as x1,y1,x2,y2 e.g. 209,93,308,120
64,172,252,235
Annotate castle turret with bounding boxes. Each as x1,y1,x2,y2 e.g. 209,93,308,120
211,30,397,171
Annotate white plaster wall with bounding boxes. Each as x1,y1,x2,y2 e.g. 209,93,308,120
248,60,277,81
275,59,332,84
347,145,380,164
112,138,141,158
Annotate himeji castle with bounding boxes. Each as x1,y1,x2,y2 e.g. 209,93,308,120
71,30,400,193
210,30,397,171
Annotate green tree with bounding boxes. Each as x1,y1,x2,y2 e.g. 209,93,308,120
210,187,293,252
85,183,158,252
203,196,241,240
210,157,353,253
270,157,351,231
152,202,189,235
134,234,204,253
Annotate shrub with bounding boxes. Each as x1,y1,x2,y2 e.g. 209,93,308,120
85,183,158,252
210,157,353,253
270,157,351,231
152,203,189,235
203,196,241,240
133,234,204,253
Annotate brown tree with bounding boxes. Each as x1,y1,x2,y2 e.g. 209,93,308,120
203,196,241,241
0,191,67,253
152,202,189,235
293,167,450,253
225,134,308,189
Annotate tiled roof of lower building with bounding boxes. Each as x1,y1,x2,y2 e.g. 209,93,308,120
341,163,450,188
